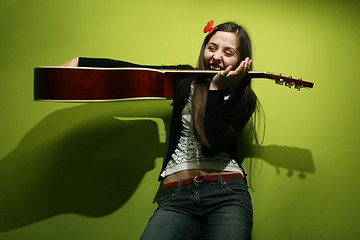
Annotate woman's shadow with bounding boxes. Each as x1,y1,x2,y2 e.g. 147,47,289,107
0,100,315,232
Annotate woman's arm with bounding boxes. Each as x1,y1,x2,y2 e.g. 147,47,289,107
202,90,237,155
202,58,252,154
62,57,194,70
62,57,79,67
61,57,144,68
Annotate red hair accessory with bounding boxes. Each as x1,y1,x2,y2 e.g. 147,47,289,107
203,20,217,35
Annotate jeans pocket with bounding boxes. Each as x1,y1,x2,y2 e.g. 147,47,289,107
225,178,251,199
224,178,253,214
158,187,180,205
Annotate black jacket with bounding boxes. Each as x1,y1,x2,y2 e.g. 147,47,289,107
78,57,245,181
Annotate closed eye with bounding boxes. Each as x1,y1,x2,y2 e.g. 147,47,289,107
207,46,217,52
206,42,218,51
224,48,237,57
224,51,234,57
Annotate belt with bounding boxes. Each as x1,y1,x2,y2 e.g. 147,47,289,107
162,173,243,189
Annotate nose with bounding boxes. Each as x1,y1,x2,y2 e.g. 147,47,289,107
212,51,222,62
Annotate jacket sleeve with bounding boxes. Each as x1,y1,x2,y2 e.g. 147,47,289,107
78,57,143,68
202,90,237,156
78,57,194,70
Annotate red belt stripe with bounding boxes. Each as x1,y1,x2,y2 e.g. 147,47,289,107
163,173,243,189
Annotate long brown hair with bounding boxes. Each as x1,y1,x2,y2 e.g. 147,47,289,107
192,21,260,147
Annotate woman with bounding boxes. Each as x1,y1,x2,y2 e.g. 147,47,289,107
65,20,258,239
142,21,257,240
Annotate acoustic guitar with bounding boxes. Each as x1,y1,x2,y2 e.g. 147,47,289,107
34,67,314,102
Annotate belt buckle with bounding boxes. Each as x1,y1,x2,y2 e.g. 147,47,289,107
194,176,204,183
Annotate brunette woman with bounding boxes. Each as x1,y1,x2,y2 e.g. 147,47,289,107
64,20,258,240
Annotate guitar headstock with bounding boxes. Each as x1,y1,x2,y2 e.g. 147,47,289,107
250,71,314,90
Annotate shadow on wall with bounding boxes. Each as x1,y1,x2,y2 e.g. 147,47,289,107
238,132,315,179
0,100,315,232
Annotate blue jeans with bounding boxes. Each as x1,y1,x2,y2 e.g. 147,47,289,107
140,176,253,240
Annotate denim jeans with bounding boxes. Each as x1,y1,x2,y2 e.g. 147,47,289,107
140,176,253,240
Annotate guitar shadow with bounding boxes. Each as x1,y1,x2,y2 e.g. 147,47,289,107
238,129,315,179
0,101,315,232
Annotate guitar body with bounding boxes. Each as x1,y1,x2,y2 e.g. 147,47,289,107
34,67,173,101
34,67,313,102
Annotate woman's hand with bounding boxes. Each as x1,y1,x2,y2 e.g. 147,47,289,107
209,57,252,90
61,57,79,67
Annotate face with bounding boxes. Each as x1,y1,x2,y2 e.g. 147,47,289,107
203,31,240,70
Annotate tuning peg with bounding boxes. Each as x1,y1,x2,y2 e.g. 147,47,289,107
275,73,284,85
295,85,302,91
285,82,294,88
275,78,284,85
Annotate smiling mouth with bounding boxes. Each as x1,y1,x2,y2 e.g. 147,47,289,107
209,65,222,70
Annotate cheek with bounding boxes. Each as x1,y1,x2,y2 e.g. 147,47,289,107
224,57,240,68
203,51,211,63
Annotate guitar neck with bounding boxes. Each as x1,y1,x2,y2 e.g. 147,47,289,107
162,69,314,89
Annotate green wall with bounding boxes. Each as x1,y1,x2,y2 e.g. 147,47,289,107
0,0,359,239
